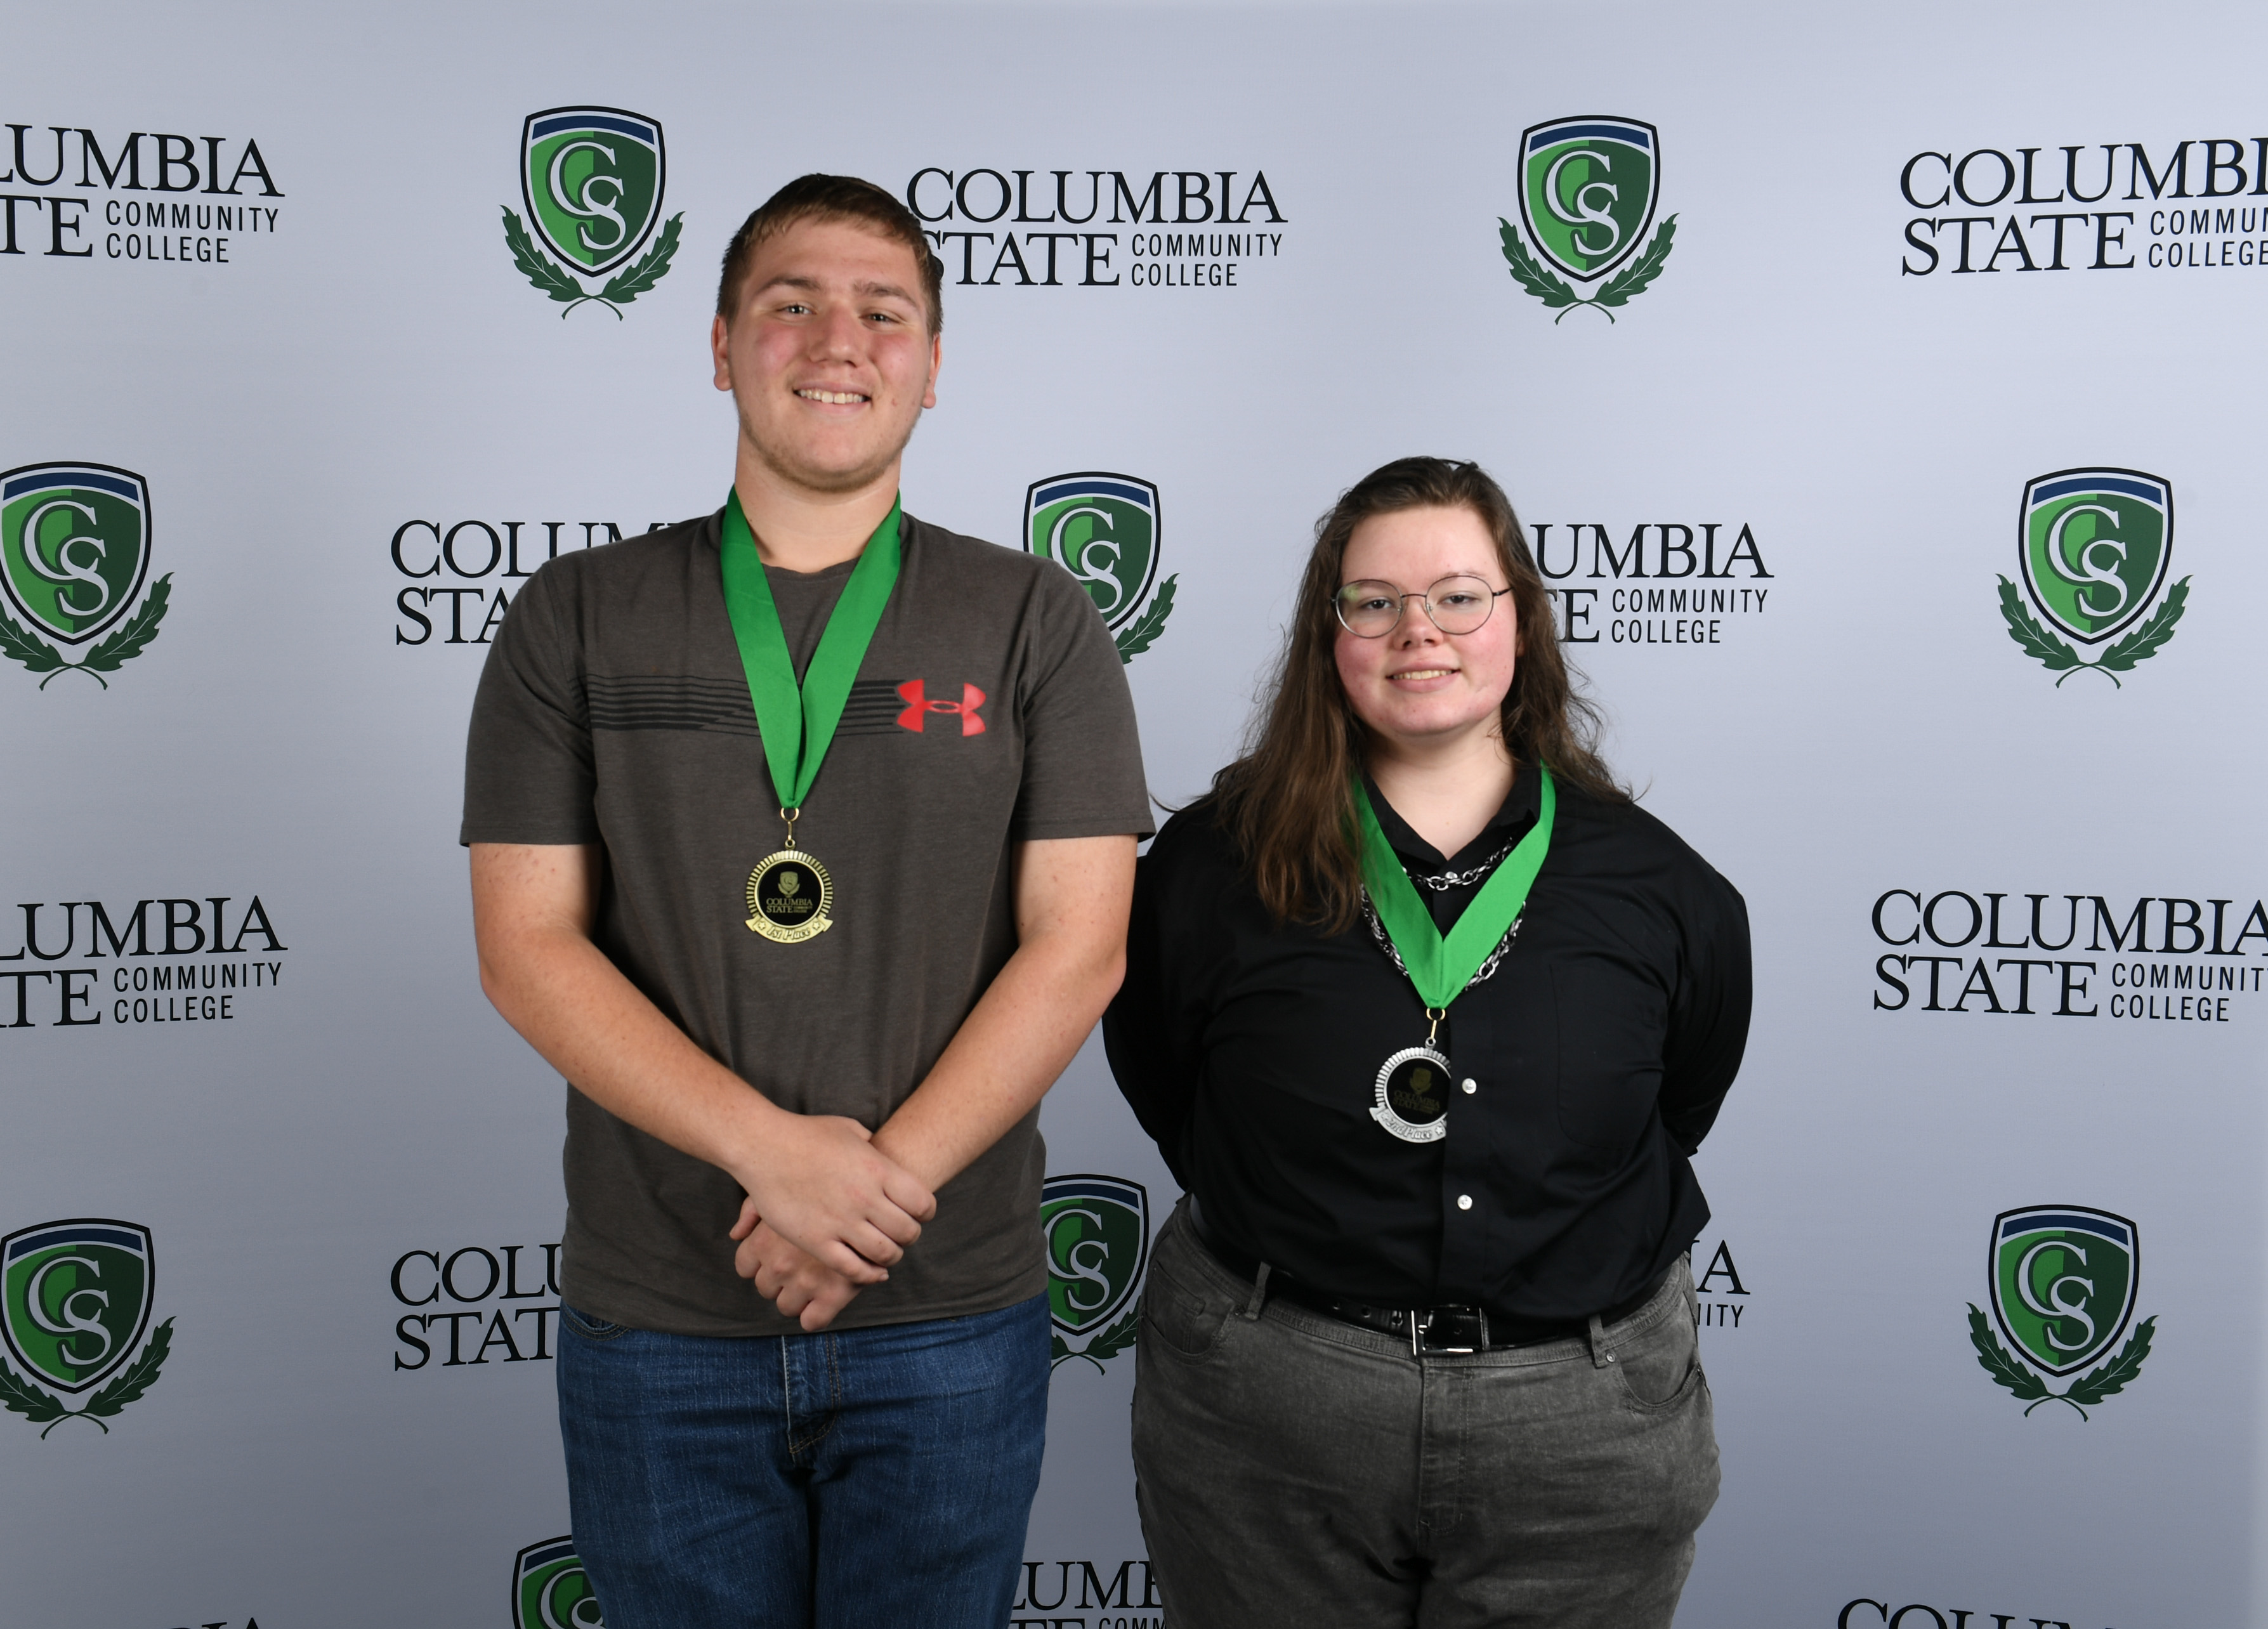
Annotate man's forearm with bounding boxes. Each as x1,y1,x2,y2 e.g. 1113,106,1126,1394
478,912,783,1177
872,938,1124,1190
471,842,932,1281
873,841,1135,1191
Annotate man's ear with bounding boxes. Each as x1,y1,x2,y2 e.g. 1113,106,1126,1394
923,331,941,410
711,314,733,391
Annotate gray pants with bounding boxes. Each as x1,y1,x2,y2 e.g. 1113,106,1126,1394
1131,1206,1719,1628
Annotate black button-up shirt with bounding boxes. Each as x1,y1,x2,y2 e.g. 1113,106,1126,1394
1102,763,1751,1321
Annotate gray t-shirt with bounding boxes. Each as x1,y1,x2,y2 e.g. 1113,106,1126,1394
461,509,1152,1335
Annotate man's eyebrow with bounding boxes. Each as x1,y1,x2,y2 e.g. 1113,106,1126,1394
750,274,920,306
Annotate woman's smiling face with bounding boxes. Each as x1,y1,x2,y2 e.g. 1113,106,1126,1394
1332,504,1517,756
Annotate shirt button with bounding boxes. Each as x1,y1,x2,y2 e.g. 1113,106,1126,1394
1460,1078,1477,1095
1457,1194,1473,1211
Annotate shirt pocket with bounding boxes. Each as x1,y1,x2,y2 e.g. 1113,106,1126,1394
1552,959,1668,1154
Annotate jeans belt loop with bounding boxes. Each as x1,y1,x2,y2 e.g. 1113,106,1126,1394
1587,1312,1614,1369
1240,1261,1273,1321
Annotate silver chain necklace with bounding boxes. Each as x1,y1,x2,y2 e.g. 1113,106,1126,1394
1360,891,1524,990
1408,840,1512,892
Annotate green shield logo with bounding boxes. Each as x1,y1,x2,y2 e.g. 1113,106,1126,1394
1,1220,154,1394
1025,474,1160,634
1989,1207,2137,1377
1040,1175,1148,1335
1,464,150,646
513,1538,605,1629
2019,468,2171,646
1518,117,1660,283
520,107,665,277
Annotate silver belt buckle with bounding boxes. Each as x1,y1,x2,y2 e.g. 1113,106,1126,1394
1412,1307,1489,1356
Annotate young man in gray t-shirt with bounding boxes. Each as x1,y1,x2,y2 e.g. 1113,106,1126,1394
463,174,1150,1628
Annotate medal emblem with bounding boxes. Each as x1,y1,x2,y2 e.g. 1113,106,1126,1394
745,848,834,943
1371,1046,1450,1144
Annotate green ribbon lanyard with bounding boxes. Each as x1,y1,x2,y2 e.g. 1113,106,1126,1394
1354,765,1556,1023
718,488,903,832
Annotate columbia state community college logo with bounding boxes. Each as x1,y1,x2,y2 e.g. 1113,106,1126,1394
501,107,681,318
1998,468,2187,687
0,1219,174,1437
1966,1205,2154,1420
1499,116,1677,322
0,462,169,688
515,1537,605,1629
1025,474,1176,664
1042,1175,1149,1371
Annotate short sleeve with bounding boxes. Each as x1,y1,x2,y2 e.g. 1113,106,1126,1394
459,560,601,846
1008,565,1154,842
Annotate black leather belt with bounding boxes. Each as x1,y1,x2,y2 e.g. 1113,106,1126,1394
1192,1214,1667,1355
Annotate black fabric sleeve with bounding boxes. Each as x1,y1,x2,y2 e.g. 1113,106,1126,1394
1102,817,1206,1185
1657,870,1753,1155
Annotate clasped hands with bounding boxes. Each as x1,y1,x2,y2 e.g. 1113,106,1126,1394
730,1113,935,1331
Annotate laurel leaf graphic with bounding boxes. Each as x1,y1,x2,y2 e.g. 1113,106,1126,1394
2063,1314,2154,1406
81,1317,172,1418
2094,578,2188,672
501,207,587,304
0,1358,67,1424
1996,577,2082,671
1082,1298,1142,1362
598,213,683,306
1114,574,1177,665
1966,1304,2050,1401
1497,219,1580,309
1593,215,1678,308
1050,1297,1141,1372
77,573,171,673
0,601,66,674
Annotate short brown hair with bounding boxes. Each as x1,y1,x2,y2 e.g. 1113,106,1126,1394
1210,456,1624,931
715,173,944,334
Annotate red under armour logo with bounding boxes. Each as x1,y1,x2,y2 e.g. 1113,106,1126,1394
895,679,987,736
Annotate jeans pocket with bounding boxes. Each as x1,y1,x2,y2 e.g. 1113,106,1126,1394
1140,1236,1238,1364
1611,1299,1705,1412
558,1302,632,1343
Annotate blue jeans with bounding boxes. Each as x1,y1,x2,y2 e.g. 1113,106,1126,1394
555,1294,1050,1629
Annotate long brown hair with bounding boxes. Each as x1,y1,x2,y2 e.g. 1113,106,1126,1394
1210,456,1623,931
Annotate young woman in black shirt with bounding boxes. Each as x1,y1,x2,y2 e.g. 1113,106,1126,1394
1104,455,1751,1628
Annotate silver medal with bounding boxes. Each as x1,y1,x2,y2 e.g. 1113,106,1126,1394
1371,1045,1452,1144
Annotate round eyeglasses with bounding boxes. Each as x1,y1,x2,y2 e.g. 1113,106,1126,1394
1334,575,1510,638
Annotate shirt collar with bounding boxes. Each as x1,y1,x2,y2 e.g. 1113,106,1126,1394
1363,759,1542,871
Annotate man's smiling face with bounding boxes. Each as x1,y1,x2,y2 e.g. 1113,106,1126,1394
711,215,941,498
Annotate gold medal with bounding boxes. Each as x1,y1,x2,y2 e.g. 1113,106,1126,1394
744,809,834,943
719,494,900,950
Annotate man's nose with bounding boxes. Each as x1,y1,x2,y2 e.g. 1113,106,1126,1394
808,305,865,357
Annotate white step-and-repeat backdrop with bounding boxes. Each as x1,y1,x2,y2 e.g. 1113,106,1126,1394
5,2,2264,1625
